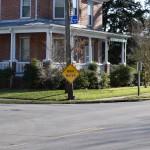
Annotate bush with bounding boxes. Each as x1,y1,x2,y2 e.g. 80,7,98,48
42,67,64,89
87,70,99,89
99,72,110,89
0,67,15,88
23,59,42,88
110,64,134,87
74,63,110,89
74,69,89,89
88,62,98,71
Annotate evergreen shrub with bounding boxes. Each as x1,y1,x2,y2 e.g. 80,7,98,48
42,67,64,89
23,59,42,88
0,67,15,88
88,62,98,71
99,72,110,89
74,69,89,89
110,64,134,87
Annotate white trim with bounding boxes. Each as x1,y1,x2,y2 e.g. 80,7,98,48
20,0,31,19
104,39,109,64
0,24,130,40
124,42,127,66
89,37,92,63
121,42,125,64
44,31,52,61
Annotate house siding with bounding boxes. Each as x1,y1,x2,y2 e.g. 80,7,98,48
0,34,10,61
15,33,46,61
93,2,102,30
0,0,103,30
78,0,102,30
38,0,52,19
1,0,20,20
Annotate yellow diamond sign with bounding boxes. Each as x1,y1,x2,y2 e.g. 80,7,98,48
62,64,80,83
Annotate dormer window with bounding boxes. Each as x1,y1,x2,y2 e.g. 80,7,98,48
21,0,31,18
53,0,65,19
88,0,93,26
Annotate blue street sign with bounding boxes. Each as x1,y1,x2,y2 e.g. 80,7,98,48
70,16,78,24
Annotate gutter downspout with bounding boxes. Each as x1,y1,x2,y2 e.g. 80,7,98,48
35,0,38,20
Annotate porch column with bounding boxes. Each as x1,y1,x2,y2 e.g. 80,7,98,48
98,40,101,63
10,30,16,67
121,42,126,65
104,39,110,75
45,31,52,61
88,37,92,63
104,39,109,64
124,42,127,66
70,34,74,64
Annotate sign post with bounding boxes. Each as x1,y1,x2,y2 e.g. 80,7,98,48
65,0,74,100
137,61,142,96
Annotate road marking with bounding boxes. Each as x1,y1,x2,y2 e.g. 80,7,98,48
1,127,104,149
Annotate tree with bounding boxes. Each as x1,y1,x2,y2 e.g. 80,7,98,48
103,0,147,34
132,18,150,87
102,0,149,65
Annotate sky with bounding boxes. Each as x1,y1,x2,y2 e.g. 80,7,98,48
135,0,145,6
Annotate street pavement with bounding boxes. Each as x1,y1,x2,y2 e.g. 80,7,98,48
0,101,150,150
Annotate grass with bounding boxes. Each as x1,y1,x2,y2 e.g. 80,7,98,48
0,86,150,104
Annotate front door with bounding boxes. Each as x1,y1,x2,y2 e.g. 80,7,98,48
20,37,30,62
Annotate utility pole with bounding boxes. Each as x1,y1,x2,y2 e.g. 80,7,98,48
65,0,74,100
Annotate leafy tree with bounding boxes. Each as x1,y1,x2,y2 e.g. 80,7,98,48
132,18,150,87
102,0,149,65
103,0,147,34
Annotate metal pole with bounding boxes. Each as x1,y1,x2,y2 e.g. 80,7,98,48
65,0,74,100
138,70,140,96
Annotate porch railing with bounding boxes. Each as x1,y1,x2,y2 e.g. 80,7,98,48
0,62,10,69
16,62,43,73
16,62,30,73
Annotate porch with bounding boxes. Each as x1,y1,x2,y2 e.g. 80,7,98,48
0,22,129,75
0,61,106,76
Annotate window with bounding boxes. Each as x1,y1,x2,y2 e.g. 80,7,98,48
73,0,78,16
53,0,65,19
53,39,65,62
88,0,93,26
20,37,30,62
21,0,31,18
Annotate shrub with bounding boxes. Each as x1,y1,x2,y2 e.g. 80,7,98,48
74,69,89,89
74,63,110,89
88,62,98,71
0,67,15,88
99,72,110,89
87,70,99,89
110,64,134,87
42,67,64,89
23,59,42,88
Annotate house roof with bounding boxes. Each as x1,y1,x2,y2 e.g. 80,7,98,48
0,19,130,40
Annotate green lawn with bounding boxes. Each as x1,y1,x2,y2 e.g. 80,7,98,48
0,86,150,104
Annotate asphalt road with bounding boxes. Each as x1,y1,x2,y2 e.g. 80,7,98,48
0,101,150,150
